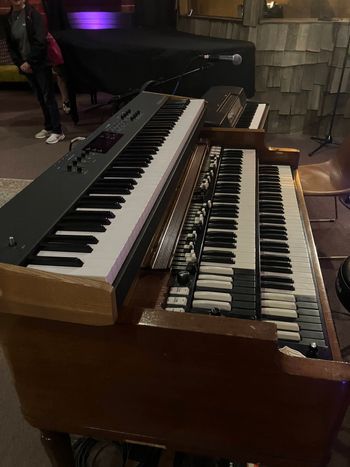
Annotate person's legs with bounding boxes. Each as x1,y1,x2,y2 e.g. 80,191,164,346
53,65,70,107
26,72,53,132
34,67,63,134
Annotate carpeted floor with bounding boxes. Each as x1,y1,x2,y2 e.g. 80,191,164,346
0,88,350,467
0,178,32,207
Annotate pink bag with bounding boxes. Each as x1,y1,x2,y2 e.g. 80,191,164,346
46,32,64,66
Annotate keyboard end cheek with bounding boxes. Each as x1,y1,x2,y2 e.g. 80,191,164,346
0,262,117,326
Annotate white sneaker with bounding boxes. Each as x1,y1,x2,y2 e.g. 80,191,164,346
62,101,71,114
45,133,65,144
35,129,51,139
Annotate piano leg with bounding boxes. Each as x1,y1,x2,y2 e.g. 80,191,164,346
40,431,75,467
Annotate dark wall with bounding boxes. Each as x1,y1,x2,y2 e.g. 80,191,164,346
134,0,176,28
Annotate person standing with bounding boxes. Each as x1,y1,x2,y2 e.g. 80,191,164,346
4,0,65,144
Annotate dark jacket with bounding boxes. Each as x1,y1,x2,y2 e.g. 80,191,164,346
4,3,47,69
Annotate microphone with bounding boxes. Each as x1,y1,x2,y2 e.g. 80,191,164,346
201,53,243,65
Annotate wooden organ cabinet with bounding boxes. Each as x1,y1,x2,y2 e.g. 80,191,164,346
0,92,349,467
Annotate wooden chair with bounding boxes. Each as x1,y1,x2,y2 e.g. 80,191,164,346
299,137,350,259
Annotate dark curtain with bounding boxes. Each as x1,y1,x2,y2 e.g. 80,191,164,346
42,0,70,31
134,0,177,29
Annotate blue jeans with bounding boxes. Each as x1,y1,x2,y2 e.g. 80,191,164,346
26,66,62,134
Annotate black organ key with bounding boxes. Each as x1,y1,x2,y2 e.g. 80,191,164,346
204,240,237,248
208,222,237,230
214,196,240,203
261,256,291,266
259,194,282,201
261,245,290,254
201,255,235,264
261,265,293,274
261,281,295,291
205,233,237,241
203,249,235,258
217,175,241,182
260,226,287,234
261,232,288,240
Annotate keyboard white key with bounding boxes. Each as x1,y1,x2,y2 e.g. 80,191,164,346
249,103,268,129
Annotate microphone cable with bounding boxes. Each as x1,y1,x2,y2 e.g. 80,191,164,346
171,54,205,95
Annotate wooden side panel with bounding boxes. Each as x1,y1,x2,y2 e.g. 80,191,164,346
0,263,117,325
294,173,342,360
0,310,349,467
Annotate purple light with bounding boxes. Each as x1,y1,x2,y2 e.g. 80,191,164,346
68,12,127,30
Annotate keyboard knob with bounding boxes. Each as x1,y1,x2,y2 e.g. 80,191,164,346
67,164,73,172
177,270,190,285
186,262,197,274
8,236,16,247
209,308,221,316
307,342,318,358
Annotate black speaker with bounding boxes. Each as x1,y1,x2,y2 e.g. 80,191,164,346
336,257,350,312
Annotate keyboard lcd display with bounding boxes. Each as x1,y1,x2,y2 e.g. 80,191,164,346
83,131,123,154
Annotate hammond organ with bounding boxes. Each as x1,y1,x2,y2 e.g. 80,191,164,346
0,92,349,467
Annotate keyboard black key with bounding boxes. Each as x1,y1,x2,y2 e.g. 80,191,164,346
27,256,84,267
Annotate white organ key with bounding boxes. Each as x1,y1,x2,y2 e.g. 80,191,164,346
264,320,300,332
261,299,297,310
277,330,301,342
169,287,190,295
165,307,185,312
194,291,232,302
199,266,234,276
197,274,233,282
196,280,232,290
203,246,236,254
167,296,187,306
261,292,295,302
200,261,236,269
207,228,236,234
262,307,298,319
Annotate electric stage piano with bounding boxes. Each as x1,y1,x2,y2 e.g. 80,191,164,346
0,92,349,467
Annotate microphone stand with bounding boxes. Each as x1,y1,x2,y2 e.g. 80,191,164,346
309,24,350,156
82,61,213,115
107,62,214,112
